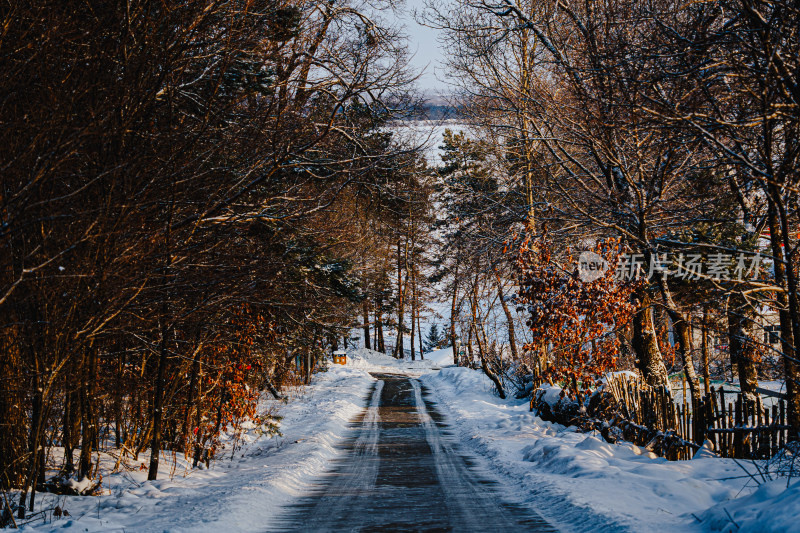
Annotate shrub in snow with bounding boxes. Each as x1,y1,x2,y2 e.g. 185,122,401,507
40,474,103,496
517,233,639,397
753,441,800,481
530,374,699,459
531,385,583,426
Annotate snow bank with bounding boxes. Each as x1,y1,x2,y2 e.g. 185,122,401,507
534,383,565,408
21,366,375,532
344,347,445,375
422,346,454,366
699,479,800,532
421,366,795,532
346,347,401,369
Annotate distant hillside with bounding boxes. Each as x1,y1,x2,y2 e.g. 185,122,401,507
416,102,461,120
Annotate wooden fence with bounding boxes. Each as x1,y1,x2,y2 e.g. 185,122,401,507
694,387,792,459
604,374,792,460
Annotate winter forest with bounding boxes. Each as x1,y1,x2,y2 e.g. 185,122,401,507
2,0,800,531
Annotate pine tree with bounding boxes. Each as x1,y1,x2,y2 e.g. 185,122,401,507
424,323,446,352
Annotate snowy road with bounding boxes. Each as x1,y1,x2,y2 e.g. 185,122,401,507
274,373,556,532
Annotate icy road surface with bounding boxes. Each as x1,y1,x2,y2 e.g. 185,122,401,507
274,373,556,532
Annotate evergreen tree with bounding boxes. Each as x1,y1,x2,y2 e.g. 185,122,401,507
424,323,446,352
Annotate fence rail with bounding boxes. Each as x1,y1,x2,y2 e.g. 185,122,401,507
694,387,791,459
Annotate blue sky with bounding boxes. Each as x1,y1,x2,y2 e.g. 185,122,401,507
396,0,446,92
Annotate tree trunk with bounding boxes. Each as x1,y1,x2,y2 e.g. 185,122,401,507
410,301,416,361
376,301,385,353
115,347,124,449
18,381,45,518
492,266,519,361
658,278,700,404
766,192,800,436
62,386,76,474
362,299,371,350
464,322,474,368
631,293,671,392
191,373,205,468
395,238,404,358
473,321,505,399
701,313,711,396
450,262,460,354
261,376,284,400
183,348,201,458
417,305,424,360
410,264,417,361
79,346,98,480
471,274,505,398
540,340,550,381
727,293,759,401
150,190,175,480
148,318,169,480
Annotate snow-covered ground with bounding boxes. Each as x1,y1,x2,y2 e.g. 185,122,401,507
420,366,800,533
18,350,799,532
18,348,446,532
20,365,377,532
344,346,453,374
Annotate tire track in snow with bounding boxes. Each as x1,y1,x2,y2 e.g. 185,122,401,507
276,375,555,532
281,380,383,531
411,379,549,531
